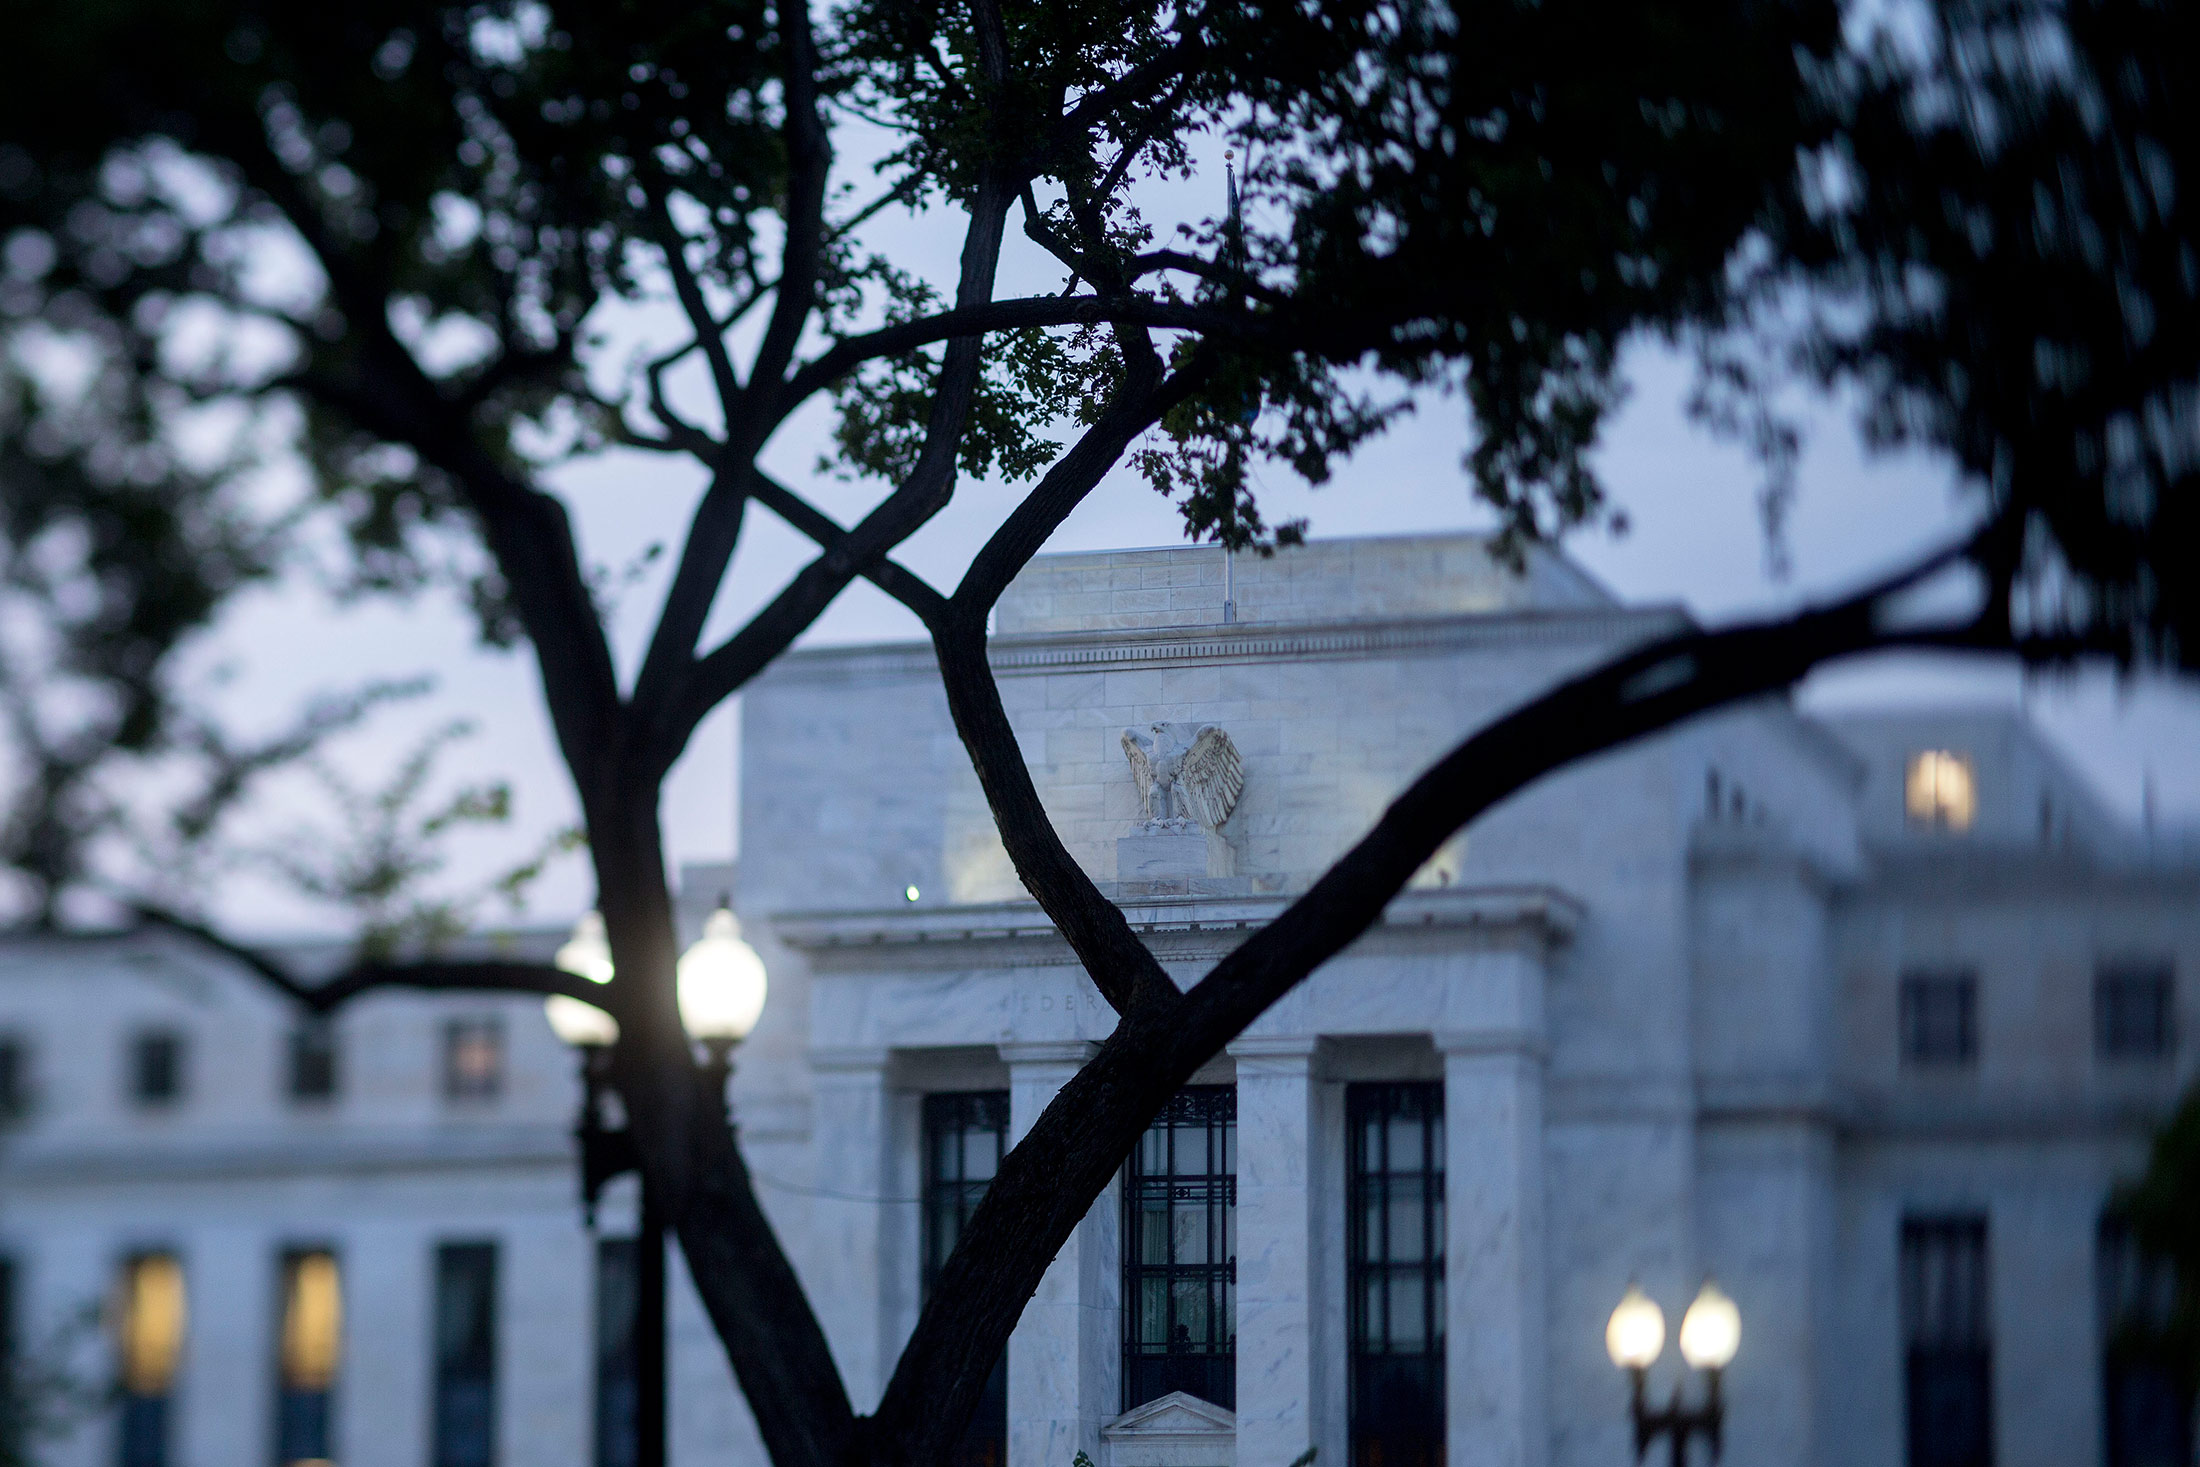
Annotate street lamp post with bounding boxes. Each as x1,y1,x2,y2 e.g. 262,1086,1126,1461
1604,1280,1742,1466
547,901,768,1467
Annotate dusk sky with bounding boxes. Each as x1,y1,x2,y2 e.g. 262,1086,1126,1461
181,332,2200,938
166,136,2200,938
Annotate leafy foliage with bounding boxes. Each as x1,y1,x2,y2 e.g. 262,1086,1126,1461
5,5,2200,1464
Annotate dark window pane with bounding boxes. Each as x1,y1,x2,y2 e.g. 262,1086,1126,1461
2099,1217,2193,1467
442,1020,503,1102
1,1253,15,1411
923,1093,1010,1467
1349,1083,1445,1467
596,1239,638,1467
1901,974,1978,1067
288,1020,338,1103
2097,968,2175,1061
119,1394,169,1467
274,1390,329,1467
132,1032,185,1108
433,1243,497,1467
1122,1087,1236,1412
0,1036,29,1122
1902,1217,1991,1467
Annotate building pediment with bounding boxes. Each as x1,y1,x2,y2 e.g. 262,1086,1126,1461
1102,1389,1237,1447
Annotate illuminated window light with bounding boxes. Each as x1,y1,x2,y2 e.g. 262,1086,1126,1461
1905,751,1977,832
118,1253,187,1396
281,1251,343,1392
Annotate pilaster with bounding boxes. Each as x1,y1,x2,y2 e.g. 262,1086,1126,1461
1227,1035,1326,1467
809,1045,896,1411
1438,1029,1549,1467
1001,1042,1114,1467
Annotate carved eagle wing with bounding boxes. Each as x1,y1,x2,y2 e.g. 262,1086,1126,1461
1177,724,1244,832
1120,726,1158,820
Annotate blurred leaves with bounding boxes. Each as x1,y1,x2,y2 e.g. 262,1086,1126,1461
2,0,2198,928
256,716,579,960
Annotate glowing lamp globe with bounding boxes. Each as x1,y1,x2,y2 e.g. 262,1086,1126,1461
544,994,620,1048
555,911,616,986
1678,1280,1741,1371
1605,1284,1666,1371
678,906,768,1045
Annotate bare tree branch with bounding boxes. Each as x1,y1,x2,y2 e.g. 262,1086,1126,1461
873,533,1996,1462
749,473,952,627
644,184,744,412
129,903,605,1009
927,364,1212,1015
749,0,834,394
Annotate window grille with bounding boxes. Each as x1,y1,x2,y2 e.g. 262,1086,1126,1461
432,1243,497,1467
288,1019,339,1104
595,1239,639,1467
1901,1216,1992,1467
2096,967,2175,1062
442,1019,503,1102
1901,973,1978,1067
1122,1086,1235,1412
923,1092,1010,1467
275,1249,340,1467
131,1031,185,1108
1348,1083,1445,1467
2097,1217,2190,1467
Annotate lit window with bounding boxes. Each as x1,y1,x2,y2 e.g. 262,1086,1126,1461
442,1019,503,1103
278,1249,342,1467
117,1252,187,1467
1906,751,1978,832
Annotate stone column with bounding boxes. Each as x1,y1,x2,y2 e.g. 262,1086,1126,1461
1228,1035,1325,1467
1002,1041,1114,1467
809,1046,896,1411
1438,1030,1549,1467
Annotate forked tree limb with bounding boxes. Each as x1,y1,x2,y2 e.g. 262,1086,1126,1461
926,350,1220,1016
870,534,1997,1466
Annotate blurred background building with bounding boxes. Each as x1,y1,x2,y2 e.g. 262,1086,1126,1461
3,533,2196,1467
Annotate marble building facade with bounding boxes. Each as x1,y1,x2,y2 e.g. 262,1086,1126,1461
3,532,2199,1467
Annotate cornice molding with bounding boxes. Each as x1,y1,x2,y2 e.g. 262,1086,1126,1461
756,607,1690,686
770,885,1584,973
0,1123,571,1185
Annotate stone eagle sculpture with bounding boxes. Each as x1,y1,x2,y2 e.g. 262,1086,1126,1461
1121,722,1244,833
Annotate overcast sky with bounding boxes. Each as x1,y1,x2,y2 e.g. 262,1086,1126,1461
173,145,2200,937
